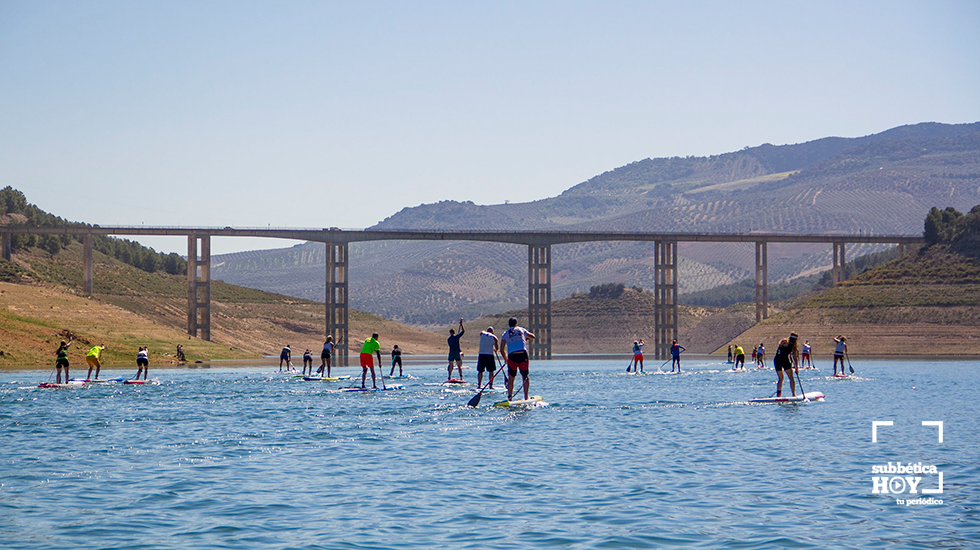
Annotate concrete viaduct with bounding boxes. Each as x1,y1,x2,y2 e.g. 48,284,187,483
1,226,925,362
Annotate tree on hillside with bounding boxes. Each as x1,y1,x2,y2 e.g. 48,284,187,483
924,206,964,245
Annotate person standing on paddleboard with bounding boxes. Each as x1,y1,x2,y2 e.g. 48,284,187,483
279,345,291,372
801,340,812,368
773,333,801,398
390,344,403,377
302,349,314,376
55,335,73,383
632,340,645,373
476,327,499,389
134,346,149,380
756,343,766,368
319,336,334,377
670,340,685,373
360,333,382,389
833,336,847,376
499,317,534,401
86,344,105,380
446,319,465,381
733,344,745,370
727,345,733,363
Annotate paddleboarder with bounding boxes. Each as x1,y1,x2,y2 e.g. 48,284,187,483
318,336,334,377
727,345,733,363
133,346,149,380
632,339,645,372
733,344,745,370
390,344,403,377
85,344,105,380
670,340,685,373
833,336,848,376
756,343,766,368
476,327,499,389
447,318,465,381
773,332,801,398
279,345,292,372
801,340,812,368
360,333,382,389
302,349,314,376
55,335,73,383
499,317,535,401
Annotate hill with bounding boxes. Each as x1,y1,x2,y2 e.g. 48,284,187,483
725,242,980,357
211,122,980,326
0,241,448,368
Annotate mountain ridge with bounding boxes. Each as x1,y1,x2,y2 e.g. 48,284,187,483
211,122,980,325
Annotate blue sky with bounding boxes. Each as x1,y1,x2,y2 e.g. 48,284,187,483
1,1,978,254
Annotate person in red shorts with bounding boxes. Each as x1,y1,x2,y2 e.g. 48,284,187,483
498,317,535,401
360,333,382,389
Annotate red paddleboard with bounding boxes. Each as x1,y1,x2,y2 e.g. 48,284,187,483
444,378,467,384
38,381,85,388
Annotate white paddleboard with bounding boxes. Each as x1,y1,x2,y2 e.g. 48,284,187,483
749,391,825,404
493,395,544,407
341,385,404,392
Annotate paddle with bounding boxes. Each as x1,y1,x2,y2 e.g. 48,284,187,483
845,351,855,374
378,355,386,390
656,358,669,373
467,358,505,407
626,358,633,372
795,364,809,403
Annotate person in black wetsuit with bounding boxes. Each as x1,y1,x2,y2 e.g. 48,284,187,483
773,332,801,398
390,345,403,377
55,335,73,383
447,318,464,381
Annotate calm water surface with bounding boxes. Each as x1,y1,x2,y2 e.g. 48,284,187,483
1,358,977,549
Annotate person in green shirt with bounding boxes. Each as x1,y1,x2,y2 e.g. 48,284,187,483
360,333,382,389
86,344,106,380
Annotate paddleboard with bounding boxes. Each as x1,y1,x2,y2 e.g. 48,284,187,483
302,375,352,381
493,395,544,407
38,381,85,388
123,379,157,385
384,375,412,380
341,385,404,392
71,378,123,383
749,391,825,404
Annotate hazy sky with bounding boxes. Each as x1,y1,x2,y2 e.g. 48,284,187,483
2,1,979,254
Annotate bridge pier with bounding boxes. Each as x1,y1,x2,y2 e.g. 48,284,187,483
83,234,93,295
832,241,846,284
755,241,768,322
527,244,552,360
1,228,10,261
654,240,678,360
326,242,350,366
187,235,211,341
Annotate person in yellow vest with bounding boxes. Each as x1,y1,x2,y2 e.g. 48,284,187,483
86,344,106,380
733,344,745,371
360,333,382,389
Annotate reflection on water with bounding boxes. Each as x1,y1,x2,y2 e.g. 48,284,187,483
1,359,977,549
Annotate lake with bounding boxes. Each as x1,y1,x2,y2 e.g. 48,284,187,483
1,357,977,549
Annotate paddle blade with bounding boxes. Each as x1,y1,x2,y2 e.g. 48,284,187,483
467,392,483,408
849,365,855,374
